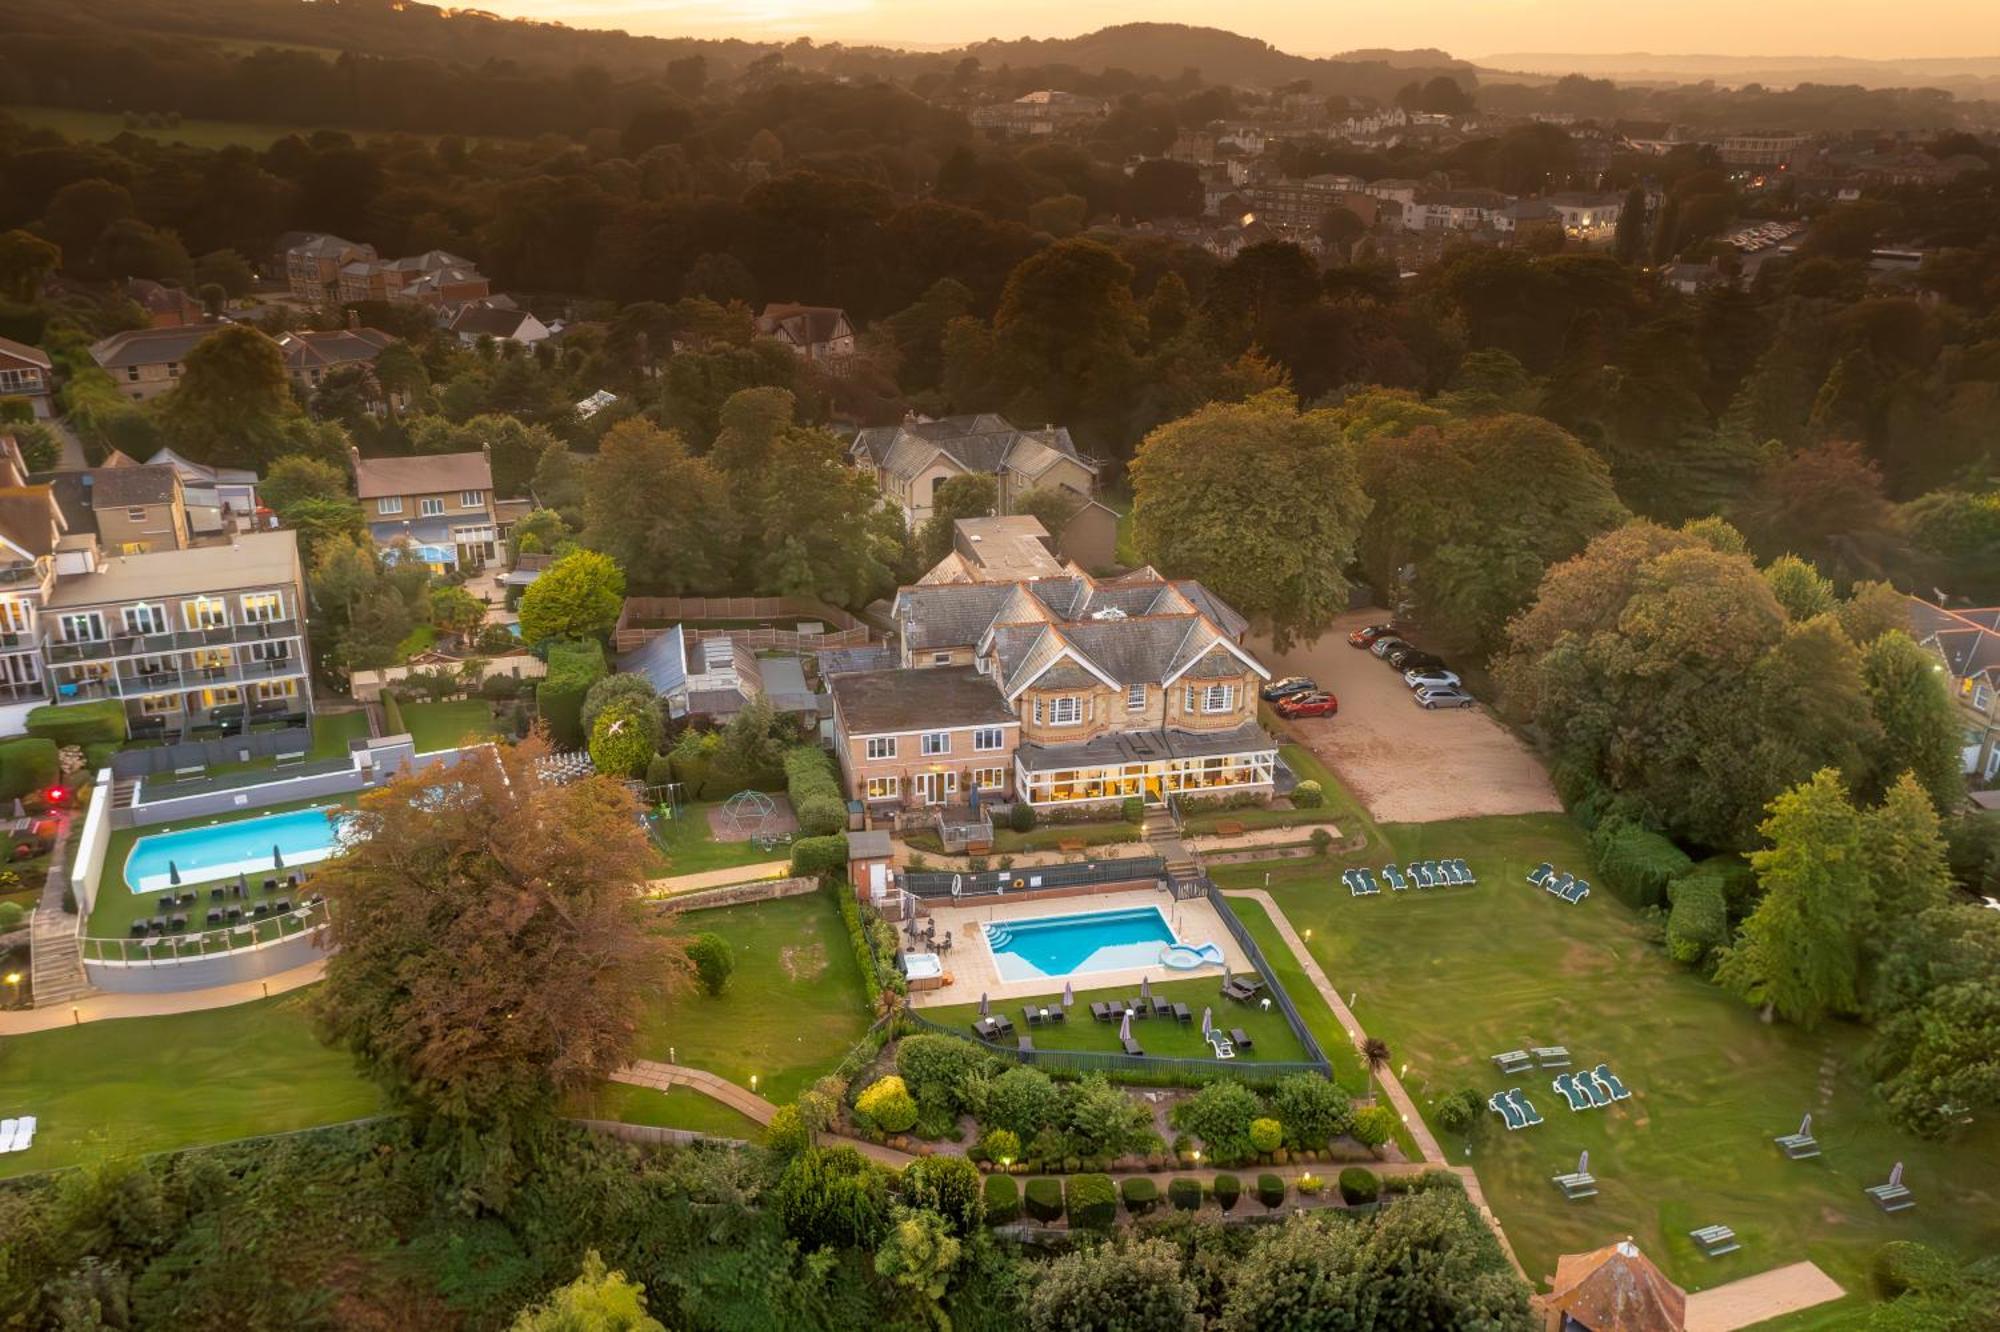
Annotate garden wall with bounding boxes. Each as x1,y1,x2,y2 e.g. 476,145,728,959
117,738,422,830
111,727,310,779
570,1118,751,1150
652,876,818,912
614,595,872,652
82,921,326,994
68,766,115,916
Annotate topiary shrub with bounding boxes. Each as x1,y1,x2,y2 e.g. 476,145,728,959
25,701,125,748
856,1076,919,1134
1249,1117,1283,1154
380,690,407,737
1665,869,1729,965
1009,802,1035,833
1213,1174,1241,1212
1338,1167,1380,1205
0,900,25,930
1024,1178,1063,1224
1434,1088,1485,1135
1121,796,1143,823
1291,779,1324,809
983,1174,1020,1225
536,639,608,748
1066,1173,1117,1230
784,747,848,836
1350,1104,1398,1151
686,932,734,995
790,834,848,879
1309,827,1334,856
765,1103,809,1159
975,1127,1021,1166
1296,1172,1324,1196
1119,1177,1159,1215
644,752,675,790
1168,1178,1202,1212
1256,1173,1286,1211
1871,1240,1952,1299
897,1034,989,1115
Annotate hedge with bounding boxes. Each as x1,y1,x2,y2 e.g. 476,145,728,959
1666,870,1729,965
1119,1177,1160,1216
1168,1178,1202,1212
0,738,59,801
1212,1174,1242,1212
833,884,881,1003
784,747,847,836
1256,1173,1286,1210
984,1174,1020,1225
1590,817,1694,909
792,834,848,878
1024,1178,1063,1223
537,639,607,747
1338,1167,1379,1205
380,690,407,738
25,700,125,748
1066,1174,1117,1230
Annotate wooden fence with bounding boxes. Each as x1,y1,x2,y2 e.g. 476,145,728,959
615,595,872,652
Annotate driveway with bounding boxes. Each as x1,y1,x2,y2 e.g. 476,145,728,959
1252,610,1562,825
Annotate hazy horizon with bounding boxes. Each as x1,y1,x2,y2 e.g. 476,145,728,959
456,1,1996,62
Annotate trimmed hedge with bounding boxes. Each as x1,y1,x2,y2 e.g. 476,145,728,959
0,737,59,801
1066,1174,1117,1230
25,700,125,747
1168,1178,1202,1212
792,834,849,878
537,639,607,747
1119,1177,1160,1216
833,884,881,1003
1590,817,1694,909
1666,870,1729,965
1212,1173,1242,1212
1256,1173,1286,1210
1338,1167,1379,1205
380,691,407,737
784,747,847,836
1024,1178,1063,1224
984,1174,1020,1225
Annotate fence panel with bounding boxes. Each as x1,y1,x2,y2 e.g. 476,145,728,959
1203,881,1332,1071
902,857,1166,900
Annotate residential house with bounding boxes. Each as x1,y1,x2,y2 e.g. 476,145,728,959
849,414,1100,532
146,448,261,535
1533,1240,1685,1332
830,666,1022,808
350,447,501,572
0,336,55,420
449,304,551,348
88,324,238,403
0,483,66,727
127,279,204,328
1405,187,1511,231
336,249,480,305
618,624,791,721
399,264,491,308
919,516,1069,585
754,303,857,366
1661,261,1732,295
275,325,402,404
968,89,1108,138
33,464,190,554
1719,132,1811,167
1908,596,2000,784
1546,192,1626,241
285,234,378,303
881,568,1277,809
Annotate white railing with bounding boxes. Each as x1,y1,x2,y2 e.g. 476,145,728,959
81,900,330,966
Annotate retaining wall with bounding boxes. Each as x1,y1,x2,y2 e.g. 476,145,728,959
83,924,327,994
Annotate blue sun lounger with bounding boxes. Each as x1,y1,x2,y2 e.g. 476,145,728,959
1593,1064,1631,1101
1508,1088,1543,1127
1382,863,1408,890
1549,872,1575,897
1452,858,1476,884
1489,1090,1527,1131
1357,866,1380,894
1410,862,1434,888
1342,869,1364,896
1561,879,1592,904
1577,1072,1610,1109
1552,1073,1592,1112
1437,859,1462,885
1527,862,1554,887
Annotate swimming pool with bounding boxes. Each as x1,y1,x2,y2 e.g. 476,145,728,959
124,807,351,894
984,906,1183,982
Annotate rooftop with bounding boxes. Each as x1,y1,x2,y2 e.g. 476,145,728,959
352,450,492,500
831,666,1017,736
45,529,300,608
0,335,53,370
88,324,232,370
1543,1240,1686,1332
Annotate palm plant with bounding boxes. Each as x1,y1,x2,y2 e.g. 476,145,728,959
1361,1036,1392,1099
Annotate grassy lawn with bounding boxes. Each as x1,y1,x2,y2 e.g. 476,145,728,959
0,994,379,1179
920,975,1311,1065
572,1083,766,1143
1209,819,2000,1297
400,700,498,754
308,711,371,760
644,802,787,879
631,891,872,1106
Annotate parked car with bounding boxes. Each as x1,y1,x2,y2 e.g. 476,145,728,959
1261,676,1317,701
1393,649,1447,672
1404,668,1461,690
1347,623,1396,648
1413,686,1478,710
1370,636,1407,659
1274,691,1339,719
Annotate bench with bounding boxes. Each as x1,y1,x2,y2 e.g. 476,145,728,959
1690,1225,1740,1257
1552,1172,1598,1200
1491,1050,1533,1074
1532,1046,1571,1068
1867,1183,1915,1213
1774,1132,1821,1160
1057,838,1087,854
1214,820,1246,838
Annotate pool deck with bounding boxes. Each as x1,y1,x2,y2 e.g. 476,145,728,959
904,888,1250,1008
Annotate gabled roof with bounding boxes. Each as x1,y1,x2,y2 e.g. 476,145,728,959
352,450,492,500
147,447,259,486
1910,596,2000,681
619,625,688,697
450,305,536,339
1544,1241,1686,1332
287,233,373,260
88,324,233,370
755,303,850,346
0,335,51,371
277,327,399,372
853,414,1098,486
0,486,64,560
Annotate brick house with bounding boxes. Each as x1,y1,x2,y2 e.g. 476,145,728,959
830,666,1022,809
284,234,378,303
0,336,54,420
350,447,501,572
849,413,1100,532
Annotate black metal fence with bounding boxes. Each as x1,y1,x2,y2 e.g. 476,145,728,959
112,725,315,779
901,856,1166,900
1203,880,1332,1071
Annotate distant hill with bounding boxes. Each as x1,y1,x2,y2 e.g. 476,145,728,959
1479,51,2000,97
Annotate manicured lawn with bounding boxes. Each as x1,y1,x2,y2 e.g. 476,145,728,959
1209,818,2000,1296
308,711,371,760
573,1083,766,1143
0,995,380,1178
632,890,872,1106
400,700,498,754
920,975,1311,1065
644,802,787,880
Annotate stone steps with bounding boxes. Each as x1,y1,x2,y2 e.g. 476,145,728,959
28,910,94,1007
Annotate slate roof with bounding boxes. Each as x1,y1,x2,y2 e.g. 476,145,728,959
831,667,1016,735
755,303,849,346
450,306,536,339
82,464,179,507
277,327,398,371
0,486,63,559
851,414,1098,485
1909,596,2000,681
88,324,232,370
352,450,492,500
1016,720,1274,771
897,583,1017,651
0,336,51,370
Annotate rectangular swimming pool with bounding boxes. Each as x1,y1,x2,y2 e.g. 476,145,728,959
124,807,350,894
984,906,1179,982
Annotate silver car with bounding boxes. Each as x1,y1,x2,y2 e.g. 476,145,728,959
1404,669,1461,691
1413,686,1477,710
1370,636,1407,659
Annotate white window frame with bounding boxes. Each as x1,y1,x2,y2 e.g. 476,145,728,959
122,603,167,635
920,731,950,757
864,736,897,761
125,506,147,523
973,727,1005,752
971,766,1007,791
932,652,952,665
1976,683,1994,713
377,496,404,516
239,592,283,623
1048,696,1082,726
1126,682,1146,712
865,775,900,801
419,497,445,518
914,770,958,805
1186,683,1235,714
460,489,485,508
1033,698,1043,725
183,597,228,630
60,612,105,643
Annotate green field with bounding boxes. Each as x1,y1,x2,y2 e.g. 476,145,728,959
400,699,498,754
308,710,372,760
644,801,788,879
0,995,379,1179
1210,818,2000,1298
633,890,873,1106
919,974,1312,1065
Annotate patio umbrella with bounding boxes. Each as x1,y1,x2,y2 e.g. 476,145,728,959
168,860,181,886
1200,1006,1212,1036
979,992,988,1017
1119,1009,1132,1043
1798,1113,1812,1138
1578,1150,1588,1176
1140,975,1150,1003
272,844,284,869
237,871,249,898
1890,1161,1904,1189
10,798,22,819
1062,981,1074,1009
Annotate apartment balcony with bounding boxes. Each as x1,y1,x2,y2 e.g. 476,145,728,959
44,618,303,665
0,677,49,704
51,655,305,702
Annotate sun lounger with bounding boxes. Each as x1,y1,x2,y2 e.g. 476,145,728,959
1527,862,1554,887
1415,862,1437,888
1206,1030,1236,1058
1774,1133,1821,1159
1425,860,1446,885
1449,858,1474,884
1577,1074,1609,1109
1690,1225,1740,1256
1173,1002,1192,1023
1509,1088,1543,1127
1436,859,1461,885
1548,871,1572,897
1492,1049,1533,1074
1357,867,1380,894
1221,978,1256,1002
1593,1064,1631,1101
1091,1001,1114,1022
1553,1171,1598,1199
1382,863,1407,890
1023,1007,1041,1027
1121,1036,1144,1056
1045,1006,1065,1024
1230,1027,1252,1050
1552,1074,1592,1112
1124,998,1147,1019
1151,996,1173,1018
1488,1091,1527,1131
1866,1183,1915,1213
0,1120,15,1153
1533,1046,1570,1068
1343,868,1364,896
973,1018,999,1041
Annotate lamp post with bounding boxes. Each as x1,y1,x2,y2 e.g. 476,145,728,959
750,1074,759,1095
3,971,19,1008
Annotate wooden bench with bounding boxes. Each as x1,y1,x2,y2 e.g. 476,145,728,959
1867,1183,1915,1213
1214,819,1246,838
1057,838,1087,854
1552,1172,1598,1200
1690,1224,1740,1257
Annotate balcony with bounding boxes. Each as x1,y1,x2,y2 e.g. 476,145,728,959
51,655,305,702
45,618,302,664
0,677,48,703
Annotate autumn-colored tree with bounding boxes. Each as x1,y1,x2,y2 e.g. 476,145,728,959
312,741,675,1199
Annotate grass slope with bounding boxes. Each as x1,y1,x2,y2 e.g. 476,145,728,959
401,700,498,754
920,974,1311,1065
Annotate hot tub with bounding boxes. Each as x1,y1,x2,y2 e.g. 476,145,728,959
902,951,945,992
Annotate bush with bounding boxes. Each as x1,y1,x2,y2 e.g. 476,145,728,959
985,1066,1064,1141
1249,1117,1283,1154
1665,869,1729,965
833,884,880,1002
1350,1105,1398,1150
1291,779,1324,809
1433,1088,1485,1135
479,673,522,701
1009,802,1035,833
896,1034,989,1114
537,639,607,747
1590,816,1695,909
1119,1177,1159,1216
1066,1174,1117,1230
1296,1172,1324,1196
0,737,59,801
983,1174,1020,1225
24,700,125,748
1169,1079,1264,1164
82,741,118,773
765,1104,809,1159
1309,827,1334,856
1121,796,1143,823
1024,1177,1063,1223
1270,1073,1352,1150
856,1076,919,1134
975,1126,1021,1165
771,1146,890,1250
1168,1178,1202,1212
900,1156,985,1236
913,1101,956,1140
588,698,658,778
1213,1173,1241,1212
1256,1173,1286,1210
1338,1167,1380,1205
686,933,734,996
784,747,847,836
790,834,848,878
1872,1240,1952,1299
644,752,675,790
579,673,658,741
0,900,25,929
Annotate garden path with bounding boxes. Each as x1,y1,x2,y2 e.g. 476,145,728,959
0,957,327,1034
643,860,792,894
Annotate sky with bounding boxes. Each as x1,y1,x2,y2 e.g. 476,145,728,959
458,1,1997,60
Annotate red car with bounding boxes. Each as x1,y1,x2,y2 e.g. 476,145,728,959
1347,623,1396,648
1275,691,1339,719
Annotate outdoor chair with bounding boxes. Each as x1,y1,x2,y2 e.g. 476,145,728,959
287,874,301,890
206,909,222,926
1121,1036,1144,1056
1151,996,1172,1018
1046,1006,1065,1024
147,915,166,933
1527,862,1554,886
1018,1035,1034,1052
170,914,187,930
1577,1074,1609,1109
226,907,242,923
1509,1088,1544,1127
973,1018,998,1041
210,887,225,902
1023,1007,1041,1027
1488,1091,1527,1131
1090,1002,1114,1022
1552,1073,1592,1112
276,898,293,913
1173,1002,1192,1023
1230,1026,1253,1050
1124,998,1147,1017
1453,858,1476,883
129,920,148,937
1593,1064,1631,1101
1382,863,1407,890
158,894,175,912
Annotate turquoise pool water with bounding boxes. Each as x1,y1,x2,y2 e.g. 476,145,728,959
984,906,1180,982
125,807,350,894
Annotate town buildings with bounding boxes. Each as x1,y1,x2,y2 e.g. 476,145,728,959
350,447,502,572
0,336,55,420
849,414,1100,532
449,304,551,347
275,325,403,404
968,89,1109,138
87,325,236,403
754,303,857,366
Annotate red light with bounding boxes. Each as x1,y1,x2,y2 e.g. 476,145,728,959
45,787,67,804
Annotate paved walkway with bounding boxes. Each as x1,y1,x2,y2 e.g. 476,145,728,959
1684,1262,1846,1332
0,958,327,1035
643,860,792,895
610,1059,917,1168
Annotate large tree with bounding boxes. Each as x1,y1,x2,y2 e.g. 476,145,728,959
1130,391,1370,649
580,420,731,593
161,323,295,463
1859,631,1965,812
312,742,674,1200
1027,1237,1201,1332
519,549,626,646
1868,903,2000,1138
